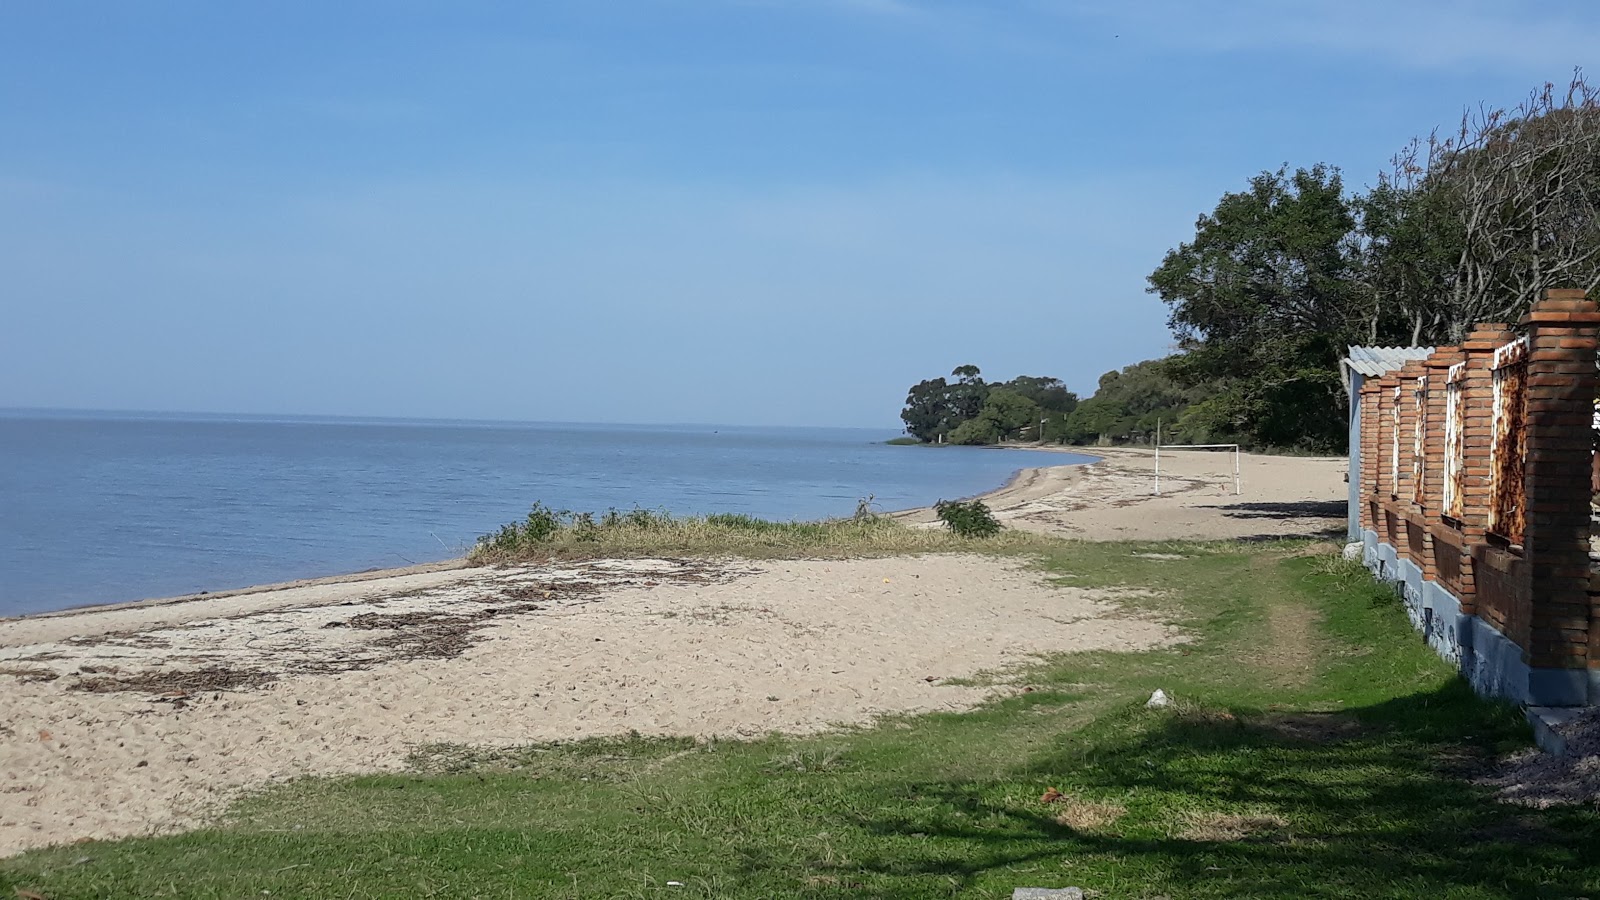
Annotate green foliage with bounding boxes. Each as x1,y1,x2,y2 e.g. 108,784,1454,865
1147,164,1391,453
899,366,990,443
12,544,1584,898
473,502,1034,562
900,368,1074,445
1058,358,1212,445
1000,375,1077,414
945,416,997,445
933,499,1001,537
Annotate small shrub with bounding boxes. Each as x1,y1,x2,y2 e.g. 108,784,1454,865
523,502,563,543
854,494,880,522
934,499,1001,538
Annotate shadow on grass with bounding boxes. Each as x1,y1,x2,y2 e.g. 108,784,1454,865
786,682,1600,898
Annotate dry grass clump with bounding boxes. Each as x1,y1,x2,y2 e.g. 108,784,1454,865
470,503,1045,563
1052,797,1127,832
1173,810,1291,842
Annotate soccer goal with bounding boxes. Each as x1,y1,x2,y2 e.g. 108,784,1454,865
1153,441,1241,496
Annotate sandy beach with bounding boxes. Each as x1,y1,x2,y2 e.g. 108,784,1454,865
896,446,1348,542
0,447,1343,856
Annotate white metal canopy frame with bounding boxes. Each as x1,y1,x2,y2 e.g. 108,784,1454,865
1152,422,1242,496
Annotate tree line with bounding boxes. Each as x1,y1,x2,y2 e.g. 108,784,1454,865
899,362,1210,447
902,73,1600,453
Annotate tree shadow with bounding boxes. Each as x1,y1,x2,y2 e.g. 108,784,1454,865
1206,500,1349,520
738,682,1599,897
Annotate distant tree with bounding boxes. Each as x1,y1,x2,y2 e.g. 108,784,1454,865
1060,359,1200,445
946,364,990,426
1000,375,1078,414
947,417,999,445
978,388,1042,441
901,366,1074,444
901,377,955,442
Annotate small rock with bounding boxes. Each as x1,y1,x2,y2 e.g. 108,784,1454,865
1146,689,1171,709
1342,542,1363,561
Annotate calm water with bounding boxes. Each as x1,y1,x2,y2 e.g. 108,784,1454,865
0,411,1092,616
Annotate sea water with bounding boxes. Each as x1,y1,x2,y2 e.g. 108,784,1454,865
0,411,1093,616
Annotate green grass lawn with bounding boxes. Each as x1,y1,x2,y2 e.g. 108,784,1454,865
5,541,1597,899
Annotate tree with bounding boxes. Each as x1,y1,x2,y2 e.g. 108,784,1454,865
1377,73,1600,341
1000,375,1078,414
1059,359,1202,445
947,365,989,425
899,366,1067,444
1147,164,1382,452
900,377,954,442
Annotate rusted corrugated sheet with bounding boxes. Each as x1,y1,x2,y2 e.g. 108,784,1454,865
1390,383,1402,492
1412,375,1428,506
1489,337,1529,544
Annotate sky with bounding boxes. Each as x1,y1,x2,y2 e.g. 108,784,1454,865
2,1,1598,428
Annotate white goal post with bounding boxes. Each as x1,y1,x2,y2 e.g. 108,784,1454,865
1153,429,1241,496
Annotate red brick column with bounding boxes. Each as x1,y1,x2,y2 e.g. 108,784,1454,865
1520,290,1600,700
1456,324,1516,614
1360,379,1382,532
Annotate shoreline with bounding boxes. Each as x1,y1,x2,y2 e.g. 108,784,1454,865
1,446,1099,626
0,446,1344,855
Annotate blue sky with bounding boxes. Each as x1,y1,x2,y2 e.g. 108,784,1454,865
3,1,1597,428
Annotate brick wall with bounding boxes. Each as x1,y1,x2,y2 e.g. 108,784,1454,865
1356,290,1599,705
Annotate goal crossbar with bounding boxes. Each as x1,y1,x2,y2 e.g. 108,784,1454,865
1153,442,1241,496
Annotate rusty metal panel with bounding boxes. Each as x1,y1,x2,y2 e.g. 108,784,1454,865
1412,375,1428,506
1390,383,1402,494
1444,363,1466,519
1489,337,1529,545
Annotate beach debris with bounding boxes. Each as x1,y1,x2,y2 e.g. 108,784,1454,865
1040,787,1064,804
0,666,59,684
1145,689,1172,708
70,666,273,695
37,729,52,742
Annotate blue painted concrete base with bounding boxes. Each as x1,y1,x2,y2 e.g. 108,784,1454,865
1361,529,1590,708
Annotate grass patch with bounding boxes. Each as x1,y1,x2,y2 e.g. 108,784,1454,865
6,544,1597,898
469,503,1044,563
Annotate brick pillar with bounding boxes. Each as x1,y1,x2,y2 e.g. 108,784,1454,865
1396,360,1423,506
1520,289,1600,704
1377,372,1397,501
1457,324,1516,613
1360,379,1382,531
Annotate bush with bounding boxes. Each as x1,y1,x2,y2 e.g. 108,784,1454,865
933,499,1002,538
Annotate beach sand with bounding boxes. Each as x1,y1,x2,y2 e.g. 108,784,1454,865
895,446,1348,542
0,447,1343,855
